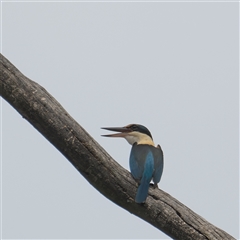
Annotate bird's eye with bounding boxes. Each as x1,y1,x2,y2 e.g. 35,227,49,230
131,125,138,131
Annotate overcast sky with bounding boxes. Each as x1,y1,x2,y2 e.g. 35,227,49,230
1,1,239,239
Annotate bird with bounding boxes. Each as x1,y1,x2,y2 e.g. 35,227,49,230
101,124,163,203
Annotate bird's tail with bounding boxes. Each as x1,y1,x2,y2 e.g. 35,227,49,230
135,153,154,203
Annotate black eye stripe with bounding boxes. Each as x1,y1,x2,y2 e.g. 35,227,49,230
131,125,138,131
128,124,153,139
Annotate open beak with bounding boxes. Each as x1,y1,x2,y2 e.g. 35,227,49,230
101,126,131,138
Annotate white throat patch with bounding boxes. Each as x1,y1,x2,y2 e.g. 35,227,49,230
124,132,155,146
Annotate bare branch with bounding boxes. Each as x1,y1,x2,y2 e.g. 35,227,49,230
0,53,235,240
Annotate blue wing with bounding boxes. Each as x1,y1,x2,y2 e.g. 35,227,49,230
129,143,145,180
152,144,164,184
129,144,155,203
135,150,154,203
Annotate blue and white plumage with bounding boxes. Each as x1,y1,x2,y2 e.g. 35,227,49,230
102,124,164,203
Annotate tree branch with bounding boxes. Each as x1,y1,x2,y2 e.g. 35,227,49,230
0,53,235,240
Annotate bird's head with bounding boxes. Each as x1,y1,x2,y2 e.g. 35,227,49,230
101,124,155,146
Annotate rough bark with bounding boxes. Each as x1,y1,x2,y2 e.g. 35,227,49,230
0,53,235,240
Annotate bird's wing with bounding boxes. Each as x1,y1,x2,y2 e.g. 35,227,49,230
129,143,146,180
135,150,154,203
152,144,164,184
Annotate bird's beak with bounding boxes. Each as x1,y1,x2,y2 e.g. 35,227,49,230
101,126,131,138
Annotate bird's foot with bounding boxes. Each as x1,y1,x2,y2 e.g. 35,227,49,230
136,179,141,185
131,175,141,186
149,183,158,189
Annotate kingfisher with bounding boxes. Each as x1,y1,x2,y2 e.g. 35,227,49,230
102,124,163,203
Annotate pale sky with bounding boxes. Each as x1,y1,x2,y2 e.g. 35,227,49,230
1,1,239,239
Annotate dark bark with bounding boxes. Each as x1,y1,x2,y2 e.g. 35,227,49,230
0,53,235,240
